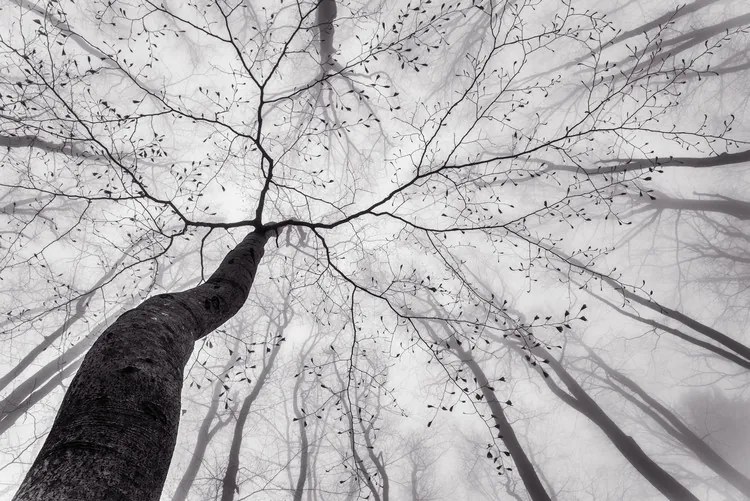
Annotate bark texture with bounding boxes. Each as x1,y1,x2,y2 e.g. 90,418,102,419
14,230,268,501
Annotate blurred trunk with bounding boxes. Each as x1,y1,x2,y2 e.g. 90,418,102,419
459,353,551,501
0,309,124,435
361,430,389,501
292,368,310,501
562,251,750,366
220,336,282,501
333,365,383,501
0,361,80,433
421,321,552,501
410,465,419,501
0,250,132,393
640,194,750,220
588,290,750,369
171,341,239,501
14,230,268,501
613,286,750,364
584,348,750,496
495,332,699,501
358,400,389,501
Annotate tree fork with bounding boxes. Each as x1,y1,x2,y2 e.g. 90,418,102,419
14,230,269,501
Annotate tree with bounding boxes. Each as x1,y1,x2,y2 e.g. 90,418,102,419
2,0,749,499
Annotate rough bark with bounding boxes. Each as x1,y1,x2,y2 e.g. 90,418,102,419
14,230,268,501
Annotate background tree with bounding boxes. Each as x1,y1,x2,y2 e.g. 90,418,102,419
1,0,749,499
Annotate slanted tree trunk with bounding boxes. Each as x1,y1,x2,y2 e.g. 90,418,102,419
583,347,750,496
171,340,240,501
562,251,750,366
220,334,283,501
0,361,81,433
459,353,551,501
14,230,268,501
0,307,127,436
420,321,552,501
0,249,132,393
493,330,699,501
586,290,750,369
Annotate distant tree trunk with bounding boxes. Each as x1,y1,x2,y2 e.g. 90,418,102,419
565,252,750,365
14,230,268,501
171,342,239,501
588,290,750,369
421,321,552,501
334,366,383,501
316,0,338,68
360,423,389,501
459,354,551,501
0,250,131,393
494,331,699,501
292,368,310,501
0,361,80,433
220,336,282,501
410,465,420,501
0,307,126,435
583,347,750,496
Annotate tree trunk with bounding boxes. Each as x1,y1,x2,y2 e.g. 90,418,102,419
0,308,126,435
220,337,282,501
496,332,699,501
459,354,551,501
584,348,750,496
14,230,268,501
0,361,81,434
420,320,551,501
564,251,750,365
292,369,310,501
171,342,239,501
0,250,131,393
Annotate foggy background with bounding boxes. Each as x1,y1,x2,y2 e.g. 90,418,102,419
0,0,749,499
